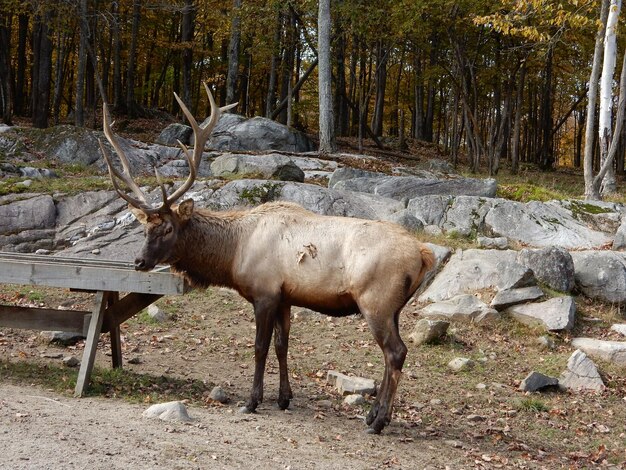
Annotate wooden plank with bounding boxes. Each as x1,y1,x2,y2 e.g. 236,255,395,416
0,252,136,269
75,291,108,397
102,292,163,329
0,258,187,295
0,305,90,333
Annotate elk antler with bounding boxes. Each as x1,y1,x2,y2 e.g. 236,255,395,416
100,83,237,213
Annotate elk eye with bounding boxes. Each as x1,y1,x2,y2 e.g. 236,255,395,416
164,226,173,235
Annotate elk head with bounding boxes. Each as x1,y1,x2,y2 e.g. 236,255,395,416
100,84,237,271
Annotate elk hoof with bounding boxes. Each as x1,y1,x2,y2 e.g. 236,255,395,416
277,397,290,410
365,426,382,435
238,406,255,414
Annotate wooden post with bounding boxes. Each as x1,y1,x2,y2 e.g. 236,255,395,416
107,292,123,369
74,291,108,397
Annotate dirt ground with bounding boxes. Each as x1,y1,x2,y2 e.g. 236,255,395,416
1,285,625,469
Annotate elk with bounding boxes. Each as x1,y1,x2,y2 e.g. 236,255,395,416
99,84,435,434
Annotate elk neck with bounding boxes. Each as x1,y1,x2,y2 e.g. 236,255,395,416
169,208,243,289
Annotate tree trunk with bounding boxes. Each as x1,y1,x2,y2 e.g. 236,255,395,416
181,0,195,110
14,13,28,116
511,60,526,174
265,10,282,117
75,0,88,126
598,0,622,194
32,10,53,128
126,0,141,117
371,41,388,137
318,0,336,153
225,0,241,107
112,2,123,109
0,11,12,125
539,47,554,170
584,0,610,200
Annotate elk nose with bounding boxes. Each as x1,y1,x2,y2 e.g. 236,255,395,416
134,258,147,271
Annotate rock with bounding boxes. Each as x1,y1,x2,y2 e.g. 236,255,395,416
62,356,80,368
0,195,56,234
477,236,508,249
490,286,544,311
506,296,576,331
208,115,314,152
612,219,626,251
382,209,424,232
147,305,168,322
448,357,475,372
343,394,365,406
208,386,229,404
19,167,57,178
519,371,559,392
0,228,56,253
428,158,455,173
326,370,376,396
327,167,386,189
466,414,486,422
210,153,304,182
207,179,405,221
156,123,193,146
40,331,85,346
484,200,612,249
570,251,626,303
158,157,213,178
420,294,499,324
441,196,495,237
142,401,192,422
336,175,497,201
559,350,605,392
516,246,575,292
409,319,449,345
406,196,452,227
419,249,535,303
15,179,32,188
537,336,555,350
611,324,626,337
571,338,626,366
55,191,119,227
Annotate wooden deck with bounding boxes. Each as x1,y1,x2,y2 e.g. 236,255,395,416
0,252,189,396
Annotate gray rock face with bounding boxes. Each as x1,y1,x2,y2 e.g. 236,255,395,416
327,167,386,189
142,401,192,422
571,338,626,366
517,246,575,292
208,386,229,404
326,371,376,396
55,191,119,227
208,115,314,152
490,286,544,311
448,357,474,372
612,219,626,251
420,294,499,323
0,228,56,253
418,249,535,302
382,209,424,232
442,196,495,237
408,319,449,345
156,123,193,146
477,236,508,249
506,296,576,331
559,350,605,392
206,179,405,221
210,153,305,182
0,195,56,234
334,175,496,203
611,324,626,337
570,251,626,303
484,200,612,249
519,371,559,392
406,195,452,226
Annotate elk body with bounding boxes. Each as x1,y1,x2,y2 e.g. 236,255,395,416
100,85,435,434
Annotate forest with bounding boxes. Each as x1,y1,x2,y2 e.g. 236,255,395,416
0,0,621,184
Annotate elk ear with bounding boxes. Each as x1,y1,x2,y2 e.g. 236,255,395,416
129,205,149,225
176,198,195,221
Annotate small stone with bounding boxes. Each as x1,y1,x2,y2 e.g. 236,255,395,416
62,356,80,367
127,356,142,364
477,236,508,250
537,336,555,350
430,398,442,406
343,394,365,406
327,370,376,396
448,357,475,372
408,319,449,345
208,386,229,404
91,249,101,255
40,353,64,359
143,401,192,422
35,249,51,255
40,331,85,346
475,383,487,390
559,349,605,392
147,304,168,323
519,371,559,392
466,414,486,422
611,324,626,337
16,179,32,188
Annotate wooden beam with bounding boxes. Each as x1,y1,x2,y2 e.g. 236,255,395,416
75,291,109,397
0,305,90,334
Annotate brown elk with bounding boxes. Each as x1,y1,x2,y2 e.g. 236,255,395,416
99,84,435,434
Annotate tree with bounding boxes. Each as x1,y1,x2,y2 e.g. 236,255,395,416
0,9,12,125
225,0,242,106
318,0,336,153
75,0,88,126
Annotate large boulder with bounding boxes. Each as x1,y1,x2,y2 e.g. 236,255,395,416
484,200,612,249
570,251,626,303
210,153,305,182
506,296,576,331
516,246,576,292
0,194,56,234
207,115,314,152
571,338,626,366
418,249,535,302
156,123,192,146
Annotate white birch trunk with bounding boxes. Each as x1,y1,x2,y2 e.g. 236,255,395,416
318,0,336,154
598,0,622,194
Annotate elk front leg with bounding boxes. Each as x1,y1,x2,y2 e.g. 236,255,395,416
240,297,278,414
274,303,292,410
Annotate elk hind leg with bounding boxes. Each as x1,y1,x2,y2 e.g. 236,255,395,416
274,303,293,410
240,297,278,413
